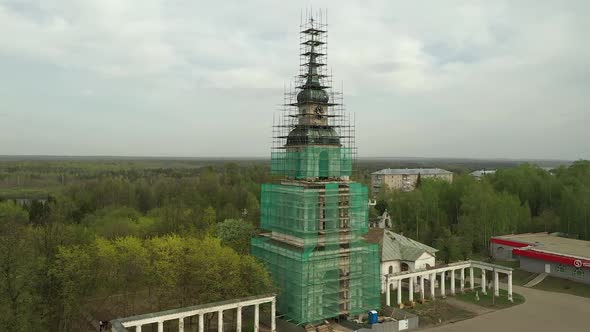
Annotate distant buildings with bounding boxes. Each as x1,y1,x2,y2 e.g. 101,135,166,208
371,168,453,193
469,169,496,180
491,233,590,284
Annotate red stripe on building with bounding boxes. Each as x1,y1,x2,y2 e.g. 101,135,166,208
490,238,530,248
512,248,590,269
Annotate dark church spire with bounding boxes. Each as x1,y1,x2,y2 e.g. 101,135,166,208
297,17,329,104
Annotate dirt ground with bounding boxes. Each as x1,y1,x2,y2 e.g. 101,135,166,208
423,285,590,332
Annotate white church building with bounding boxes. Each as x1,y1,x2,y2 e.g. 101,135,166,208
366,228,438,292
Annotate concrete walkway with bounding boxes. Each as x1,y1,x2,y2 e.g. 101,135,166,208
442,297,493,316
523,273,548,287
423,285,590,332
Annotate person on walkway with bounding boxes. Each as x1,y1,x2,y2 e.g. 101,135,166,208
99,320,104,331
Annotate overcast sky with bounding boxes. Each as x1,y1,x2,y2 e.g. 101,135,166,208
0,0,588,160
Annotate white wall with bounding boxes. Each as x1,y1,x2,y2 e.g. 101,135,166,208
414,253,435,270
380,253,436,292
381,261,401,292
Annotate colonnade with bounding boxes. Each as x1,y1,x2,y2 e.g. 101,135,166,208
110,294,276,332
385,261,513,307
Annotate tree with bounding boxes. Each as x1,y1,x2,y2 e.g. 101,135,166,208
415,172,422,188
81,206,154,239
201,206,217,235
216,219,256,255
374,200,387,215
434,228,462,263
531,209,560,233
491,164,557,217
49,245,94,331
458,181,529,253
28,200,50,225
113,237,150,315
0,202,35,332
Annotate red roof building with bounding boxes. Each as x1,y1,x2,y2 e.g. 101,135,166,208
490,233,590,284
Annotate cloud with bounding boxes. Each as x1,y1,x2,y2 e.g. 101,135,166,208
0,0,588,159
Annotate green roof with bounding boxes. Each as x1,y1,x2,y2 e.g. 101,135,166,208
366,229,437,262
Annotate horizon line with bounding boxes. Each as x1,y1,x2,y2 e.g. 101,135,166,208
0,154,577,162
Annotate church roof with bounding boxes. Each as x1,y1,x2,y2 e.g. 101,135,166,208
365,228,438,262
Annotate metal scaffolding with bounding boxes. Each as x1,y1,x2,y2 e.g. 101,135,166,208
271,11,356,180
252,11,379,325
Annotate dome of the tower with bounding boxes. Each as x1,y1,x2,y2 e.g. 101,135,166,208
286,126,340,146
297,88,329,104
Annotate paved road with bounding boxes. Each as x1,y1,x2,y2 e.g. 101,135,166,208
424,285,590,332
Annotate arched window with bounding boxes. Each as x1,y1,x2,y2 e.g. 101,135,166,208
401,263,410,272
388,265,393,274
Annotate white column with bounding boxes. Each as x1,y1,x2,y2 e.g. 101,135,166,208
179,317,184,332
430,273,436,299
386,282,391,306
460,268,465,293
158,321,163,332
409,277,414,302
199,314,204,332
420,276,425,301
481,269,487,295
450,269,455,295
237,306,242,332
469,267,474,290
494,271,500,297
441,271,446,298
254,304,260,332
508,272,513,302
137,325,142,332
397,279,402,305
271,300,276,332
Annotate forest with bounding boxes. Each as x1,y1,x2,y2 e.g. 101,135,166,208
0,160,272,331
0,158,588,331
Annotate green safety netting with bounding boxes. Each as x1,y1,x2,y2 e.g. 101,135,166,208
271,146,353,179
260,184,319,248
252,182,380,324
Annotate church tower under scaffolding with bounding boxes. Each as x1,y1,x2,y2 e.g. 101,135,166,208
251,13,381,324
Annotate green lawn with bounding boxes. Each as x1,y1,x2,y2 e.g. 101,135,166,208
532,276,590,298
454,289,525,309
